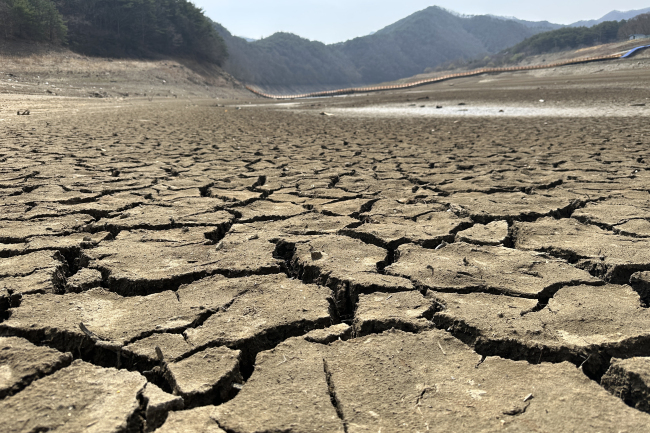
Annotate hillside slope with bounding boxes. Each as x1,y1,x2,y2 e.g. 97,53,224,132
214,24,361,87
0,0,228,65
571,7,650,27
490,16,563,31
215,6,551,88
335,9,547,83
0,41,246,100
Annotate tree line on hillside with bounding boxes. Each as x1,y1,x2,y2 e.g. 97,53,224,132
215,6,549,87
506,20,624,56
431,17,650,73
0,0,227,65
0,0,66,42
501,16,650,60
619,13,650,37
214,26,361,87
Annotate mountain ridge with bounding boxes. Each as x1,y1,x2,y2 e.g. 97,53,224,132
214,5,650,91
570,7,650,27
215,6,549,88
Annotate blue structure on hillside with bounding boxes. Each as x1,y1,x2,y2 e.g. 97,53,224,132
622,44,650,58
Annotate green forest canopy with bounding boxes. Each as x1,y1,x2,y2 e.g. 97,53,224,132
0,0,66,42
506,20,625,56
435,18,641,72
618,13,650,37
0,0,228,65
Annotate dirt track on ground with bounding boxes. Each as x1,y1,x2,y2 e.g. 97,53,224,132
2,59,650,432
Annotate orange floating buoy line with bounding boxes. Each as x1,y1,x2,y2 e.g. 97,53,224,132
245,52,623,100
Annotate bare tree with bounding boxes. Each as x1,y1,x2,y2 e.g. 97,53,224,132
0,1,11,39
619,13,650,38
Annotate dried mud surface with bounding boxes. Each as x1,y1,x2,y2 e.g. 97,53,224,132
2,62,650,432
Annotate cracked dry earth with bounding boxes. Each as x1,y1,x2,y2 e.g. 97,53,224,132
2,91,650,433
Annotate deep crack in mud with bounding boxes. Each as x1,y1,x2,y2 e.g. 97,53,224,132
2,63,650,431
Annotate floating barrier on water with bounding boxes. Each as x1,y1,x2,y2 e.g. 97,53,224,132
246,50,637,100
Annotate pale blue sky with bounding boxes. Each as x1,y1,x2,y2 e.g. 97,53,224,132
193,1,650,43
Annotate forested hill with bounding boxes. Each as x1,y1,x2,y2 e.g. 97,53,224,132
212,23,361,86
505,20,625,57
4,2,646,91
500,14,650,59
214,6,554,88
432,15,649,73
337,9,549,83
0,0,228,65
570,7,650,28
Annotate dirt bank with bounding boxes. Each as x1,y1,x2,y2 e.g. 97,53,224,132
0,41,250,100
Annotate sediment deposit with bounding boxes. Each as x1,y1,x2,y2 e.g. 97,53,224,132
1,59,650,431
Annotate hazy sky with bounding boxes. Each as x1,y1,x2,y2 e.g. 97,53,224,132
193,1,650,43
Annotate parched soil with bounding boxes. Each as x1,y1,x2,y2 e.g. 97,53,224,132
0,42,246,101
2,58,650,432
